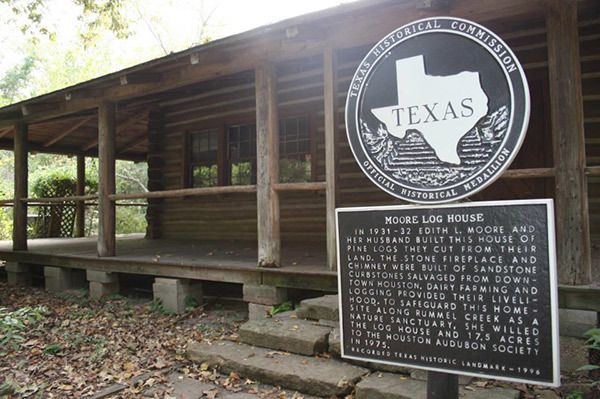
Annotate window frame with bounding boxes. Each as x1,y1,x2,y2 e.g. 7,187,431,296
182,126,226,189
182,112,317,189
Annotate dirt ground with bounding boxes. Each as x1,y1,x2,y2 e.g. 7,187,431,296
0,281,314,398
1,278,598,399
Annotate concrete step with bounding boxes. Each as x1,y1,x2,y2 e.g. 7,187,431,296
295,294,339,322
355,372,520,399
239,318,331,356
187,340,368,397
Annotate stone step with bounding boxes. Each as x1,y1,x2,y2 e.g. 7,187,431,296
239,318,331,356
295,294,339,321
355,372,520,399
187,340,368,397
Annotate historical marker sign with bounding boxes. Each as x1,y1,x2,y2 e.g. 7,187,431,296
336,200,559,386
345,17,530,203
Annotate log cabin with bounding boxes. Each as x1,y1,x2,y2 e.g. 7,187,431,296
0,0,598,314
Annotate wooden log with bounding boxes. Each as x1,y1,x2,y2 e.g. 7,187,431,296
273,182,326,192
110,185,257,201
0,127,12,138
83,110,147,151
21,194,98,203
546,0,592,285
76,155,85,237
13,122,28,251
98,101,116,257
500,167,555,179
324,47,338,271
255,63,280,268
146,109,164,240
43,115,94,147
586,166,600,176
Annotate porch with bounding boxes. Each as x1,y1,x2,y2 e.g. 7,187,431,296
0,235,336,292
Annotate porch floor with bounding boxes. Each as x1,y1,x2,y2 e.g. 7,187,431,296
0,234,337,291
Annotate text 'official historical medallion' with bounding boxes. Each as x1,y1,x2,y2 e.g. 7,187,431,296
345,17,530,203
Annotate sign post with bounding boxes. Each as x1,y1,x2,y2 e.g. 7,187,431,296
341,16,559,396
427,371,458,399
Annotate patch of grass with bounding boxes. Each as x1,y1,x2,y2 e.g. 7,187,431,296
43,344,61,355
565,391,583,399
267,301,293,317
90,337,108,362
70,308,97,319
0,306,49,352
148,299,171,315
577,328,600,373
185,296,200,312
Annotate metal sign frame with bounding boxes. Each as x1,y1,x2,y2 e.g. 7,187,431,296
336,199,560,387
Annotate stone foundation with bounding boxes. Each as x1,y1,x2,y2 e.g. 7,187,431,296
44,267,85,292
243,284,287,306
87,270,119,299
152,278,203,314
6,262,32,286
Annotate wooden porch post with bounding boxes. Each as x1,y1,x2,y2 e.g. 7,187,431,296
13,122,28,251
546,0,591,285
324,47,339,271
98,101,116,257
76,155,86,237
255,63,280,268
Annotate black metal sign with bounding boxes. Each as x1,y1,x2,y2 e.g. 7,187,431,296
345,17,530,204
336,200,559,386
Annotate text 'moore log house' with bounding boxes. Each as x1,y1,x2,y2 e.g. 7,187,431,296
0,0,598,310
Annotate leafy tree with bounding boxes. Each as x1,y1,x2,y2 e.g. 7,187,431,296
0,0,130,43
0,56,36,106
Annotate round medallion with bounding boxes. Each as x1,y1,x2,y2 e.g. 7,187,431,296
345,17,530,204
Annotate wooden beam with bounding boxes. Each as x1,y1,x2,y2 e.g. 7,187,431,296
117,133,147,155
546,0,591,285
119,72,162,86
500,167,555,179
109,185,256,201
255,63,280,268
273,182,326,192
64,88,104,102
43,115,94,147
13,122,28,251
83,110,147,151
416,0,451,10
76,155,86,237
0,138,145,163
0,127,12,138
21,102,59,117
324,47,338,272
21,194,97,203
98,102,116,257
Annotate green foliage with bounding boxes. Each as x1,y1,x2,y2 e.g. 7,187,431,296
185,296,200,312
0,305,49,352
577,328,600,372
280,158,311,183
565,391,584,399
76,0,131,44
267,301,294,317
31,168,77,198
42,343,61,355
148,299,170,315
0,56,35,106
0,0,130,43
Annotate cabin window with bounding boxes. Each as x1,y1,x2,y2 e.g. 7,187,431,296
188,129,219,187
228,123,257,185
279,116,311,183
